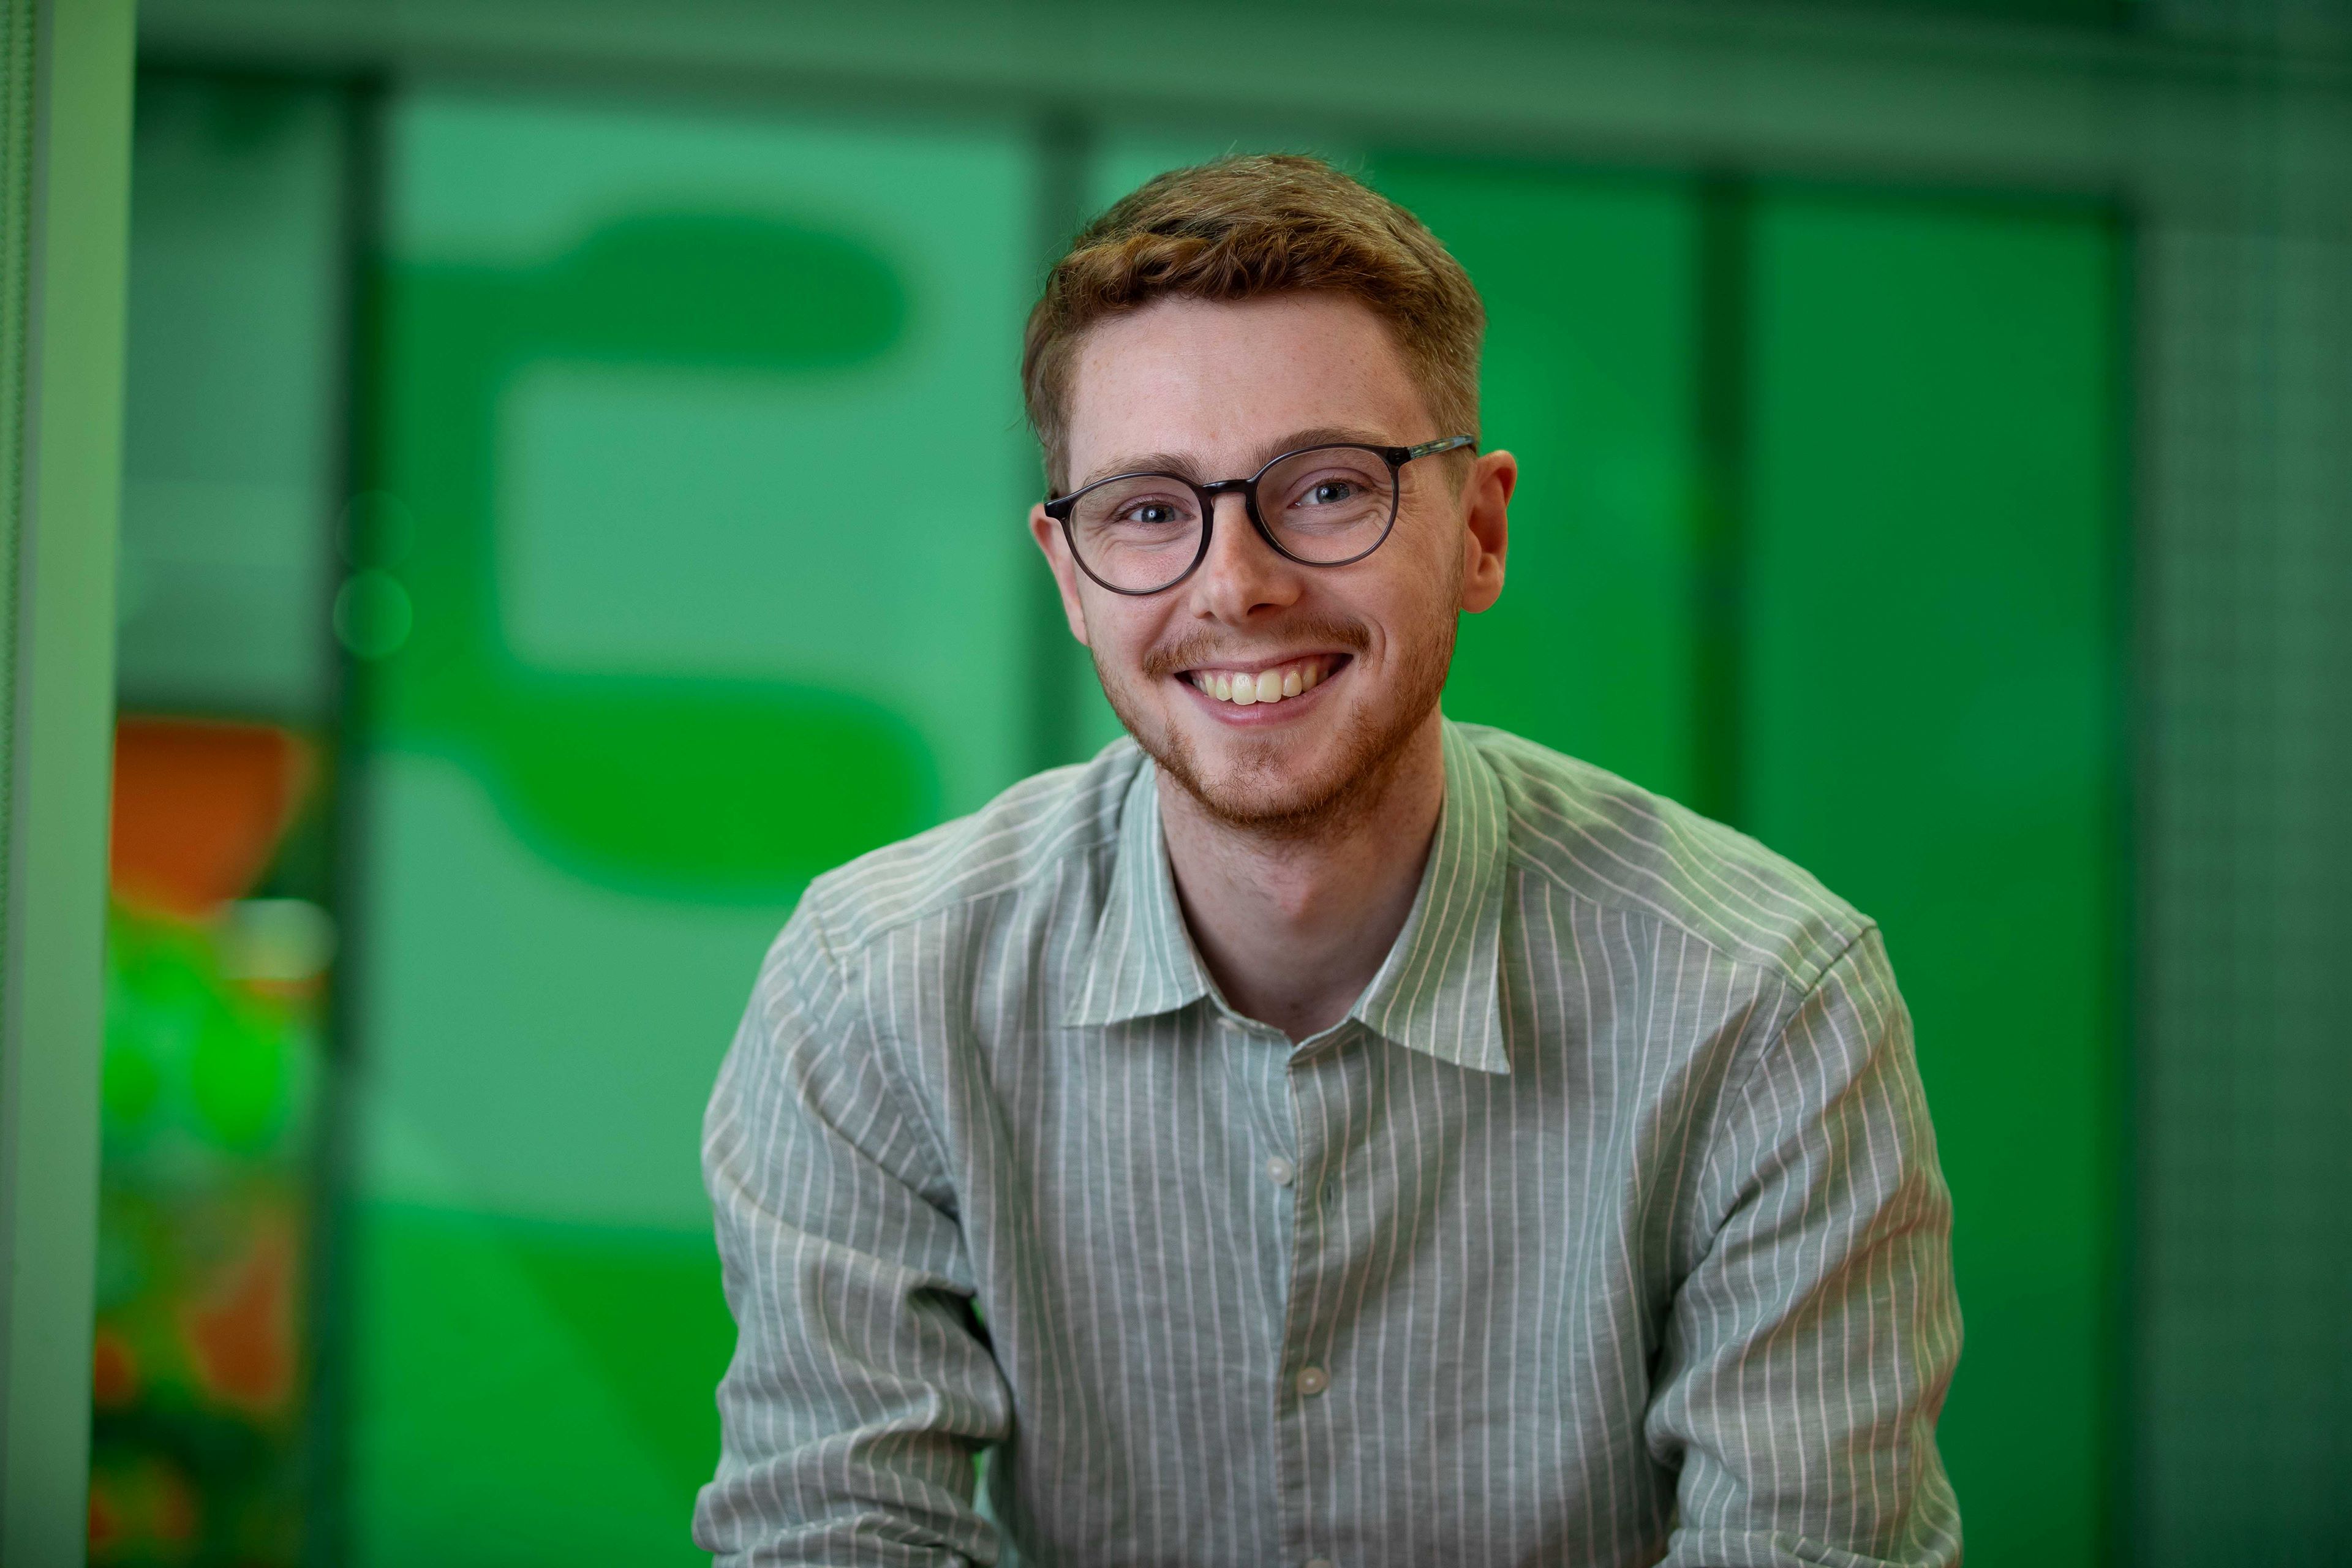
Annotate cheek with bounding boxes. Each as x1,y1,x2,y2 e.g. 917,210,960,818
1080,597,1167,674
1403,524,1469,612
1357,564,1457,651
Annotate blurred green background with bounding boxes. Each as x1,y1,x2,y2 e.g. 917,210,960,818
102,2,2350,1566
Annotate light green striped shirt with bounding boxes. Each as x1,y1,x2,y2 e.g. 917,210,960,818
696,720,1963,1567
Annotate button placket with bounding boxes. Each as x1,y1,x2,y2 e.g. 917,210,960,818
1275,1030,1359,1568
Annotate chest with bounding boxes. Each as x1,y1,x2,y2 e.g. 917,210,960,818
943,1013,1717,1362
933,1014,1711,1566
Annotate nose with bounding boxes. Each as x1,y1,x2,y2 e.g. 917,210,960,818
1188,492,1303,622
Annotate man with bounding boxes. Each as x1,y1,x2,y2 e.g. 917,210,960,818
695,155,1962,1567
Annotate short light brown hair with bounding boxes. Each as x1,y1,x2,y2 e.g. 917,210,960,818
1022,154,1485,493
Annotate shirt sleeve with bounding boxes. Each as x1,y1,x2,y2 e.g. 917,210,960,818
692,900,1012,1567
1645,925,1966,1568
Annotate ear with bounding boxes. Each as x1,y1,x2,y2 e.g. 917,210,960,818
1458,449,1515,614
1030,504,1093,646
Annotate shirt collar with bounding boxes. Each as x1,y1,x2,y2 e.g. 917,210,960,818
1346,720,1512,1075
1064,721,1512,1077
1062,758,1213,1030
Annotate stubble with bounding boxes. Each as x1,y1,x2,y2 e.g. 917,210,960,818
1094,605,1458,846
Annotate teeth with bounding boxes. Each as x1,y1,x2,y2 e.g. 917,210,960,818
1187,657,1336,707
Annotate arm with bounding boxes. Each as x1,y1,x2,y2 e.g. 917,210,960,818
1646,927,1965,1568
693,902,1011,1567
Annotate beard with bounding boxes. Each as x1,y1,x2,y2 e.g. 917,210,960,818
1092,603,1458,845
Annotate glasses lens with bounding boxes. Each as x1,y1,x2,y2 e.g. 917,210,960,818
1256,447,1397,563
1068,475,1204,592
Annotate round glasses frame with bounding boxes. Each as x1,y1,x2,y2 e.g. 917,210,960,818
1042,434,1478,597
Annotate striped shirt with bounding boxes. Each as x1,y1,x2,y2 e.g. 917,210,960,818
696,720,1964,1567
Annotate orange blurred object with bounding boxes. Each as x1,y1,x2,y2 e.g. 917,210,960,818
153,1466,199,1545
108,718,315,919
91,1329,139,1409
88,1484,120,1556
183,1221,297,1415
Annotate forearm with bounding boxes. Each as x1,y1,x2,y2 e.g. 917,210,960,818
695,910,1010,1564
1648,929,1964,1567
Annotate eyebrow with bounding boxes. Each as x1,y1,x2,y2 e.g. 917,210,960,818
1076,425,1398,490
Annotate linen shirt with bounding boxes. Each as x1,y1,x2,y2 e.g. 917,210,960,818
695,720,1964,1568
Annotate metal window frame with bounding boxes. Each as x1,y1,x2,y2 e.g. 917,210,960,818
0,1,134,1564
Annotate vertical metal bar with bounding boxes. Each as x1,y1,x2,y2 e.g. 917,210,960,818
2105,196,2142,1568
0,0,135,1562
300,69,390,1568
1025,110,1093,775
1690,172,1750,830
0,0,29,1040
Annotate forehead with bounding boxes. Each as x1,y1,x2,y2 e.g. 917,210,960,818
1065,294,1433,481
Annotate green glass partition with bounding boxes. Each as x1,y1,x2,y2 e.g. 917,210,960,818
352,90,1038,1566
1745,189,2122,1567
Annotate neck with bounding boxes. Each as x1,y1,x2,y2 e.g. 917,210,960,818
1158,712,1448,1041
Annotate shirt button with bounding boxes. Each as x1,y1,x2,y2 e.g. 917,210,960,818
1265,1156,1296,1186
1296,1366,1329,1397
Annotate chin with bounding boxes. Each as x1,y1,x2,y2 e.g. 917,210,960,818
1180,751,1355,829
1145,704,1422,842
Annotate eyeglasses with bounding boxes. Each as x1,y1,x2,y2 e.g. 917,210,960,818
1044,435,1477,596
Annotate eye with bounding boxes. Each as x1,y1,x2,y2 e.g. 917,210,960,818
1118,500,1185,526
1279,462,1386,514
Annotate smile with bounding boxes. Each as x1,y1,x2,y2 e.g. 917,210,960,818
1182,654,1346,707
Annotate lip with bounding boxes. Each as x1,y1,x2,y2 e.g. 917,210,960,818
1174,649,1354,679
1175,652,1351,723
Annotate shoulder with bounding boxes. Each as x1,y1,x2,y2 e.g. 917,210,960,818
788,734,1144,962
1460,722,1872,993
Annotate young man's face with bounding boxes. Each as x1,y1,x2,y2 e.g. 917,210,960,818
1030,293,1511,832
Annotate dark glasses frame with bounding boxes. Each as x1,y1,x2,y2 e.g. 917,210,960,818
1043,434,1478,596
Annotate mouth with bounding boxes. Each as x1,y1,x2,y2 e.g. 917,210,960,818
1177,652,1349,710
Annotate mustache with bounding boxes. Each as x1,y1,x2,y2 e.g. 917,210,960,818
1139,616,1371,680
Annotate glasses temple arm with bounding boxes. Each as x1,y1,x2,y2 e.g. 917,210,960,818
1403,434,1479,461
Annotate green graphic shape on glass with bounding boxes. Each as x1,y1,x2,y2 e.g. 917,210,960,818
1744,187,2122,1568
375,208,933,899
358,94,1042,1568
